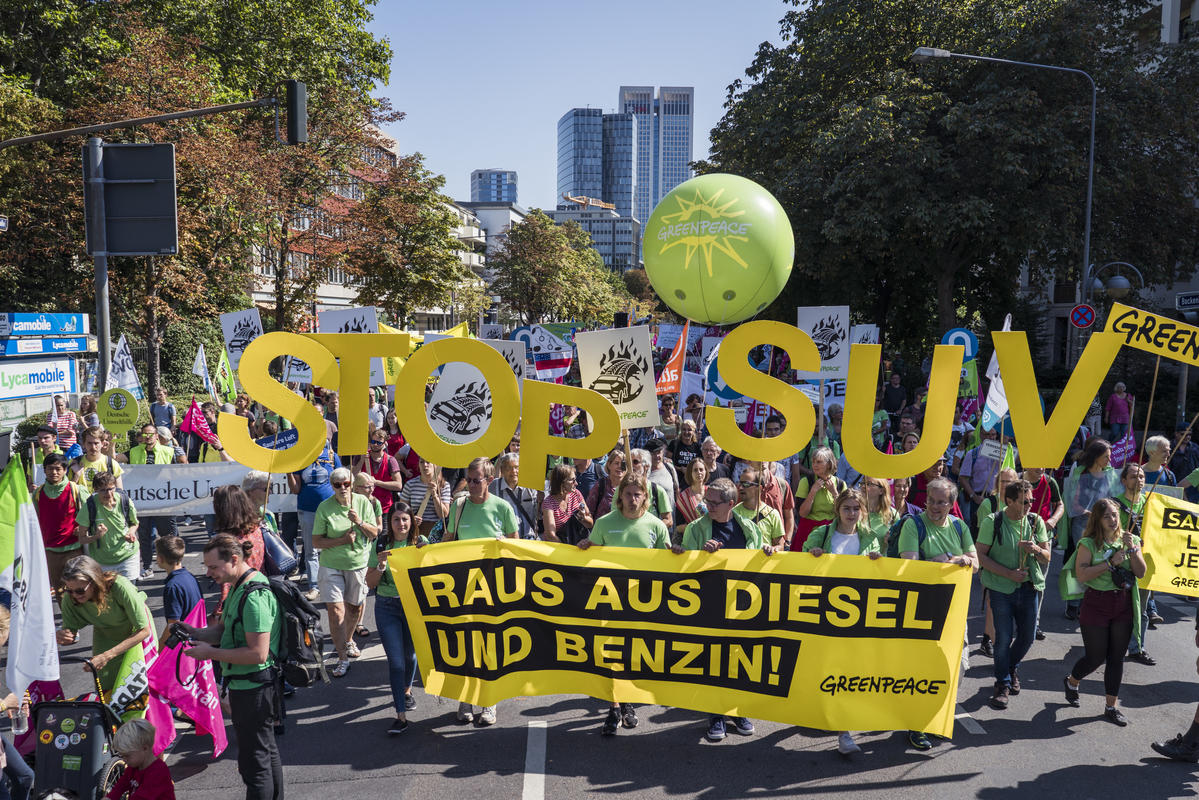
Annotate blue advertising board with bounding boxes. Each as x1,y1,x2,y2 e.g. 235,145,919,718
0,356,78,401
0,336,94,357
254,428,300,450
0,313,90,337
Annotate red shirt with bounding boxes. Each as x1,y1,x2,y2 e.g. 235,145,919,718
106,757,175,800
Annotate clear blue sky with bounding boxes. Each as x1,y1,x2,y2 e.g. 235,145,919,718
369,0,787,211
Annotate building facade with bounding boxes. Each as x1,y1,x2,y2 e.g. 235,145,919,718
602,113,638,219
470,169,518,204
549,197,642,273
557,108,604,203
618,85,694,225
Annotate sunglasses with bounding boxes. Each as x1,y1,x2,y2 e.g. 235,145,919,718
738,481,760,488
65,585,91,597
705,497,729,506
467,477,488,486
331,481,352,488
370,440,385,447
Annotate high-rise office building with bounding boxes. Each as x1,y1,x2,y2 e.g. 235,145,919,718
557,108,604,203
618,86,694,225
470,169,518,203
602,113,637,219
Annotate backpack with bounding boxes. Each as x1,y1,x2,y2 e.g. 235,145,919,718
987,510,1044,547
85,491,134,536
885,513,968,559
236,572,330,688
71,454,115,482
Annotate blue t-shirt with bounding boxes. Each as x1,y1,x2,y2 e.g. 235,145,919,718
162,567,203,623
295,442,336,512
149,401,176,430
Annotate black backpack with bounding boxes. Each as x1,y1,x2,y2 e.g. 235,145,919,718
85,491,134,535
885,513,968,559
236,572,329,687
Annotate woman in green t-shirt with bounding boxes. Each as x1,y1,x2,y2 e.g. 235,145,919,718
794,447,846,550
366,501,428,735
56,555,155,713
1063,497,1146,726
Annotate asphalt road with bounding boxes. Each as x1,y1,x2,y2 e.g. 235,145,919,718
42,523,1199,800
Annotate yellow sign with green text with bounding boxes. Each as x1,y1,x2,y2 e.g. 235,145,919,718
1139,492,1199,594
388,540,972,737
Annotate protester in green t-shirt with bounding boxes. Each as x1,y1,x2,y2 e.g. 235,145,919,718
73,471,139,580
180,534,283,799
977,479,1051,712
366,501,428,735
313,467,379,679
732,466,786,551
579,472,672,735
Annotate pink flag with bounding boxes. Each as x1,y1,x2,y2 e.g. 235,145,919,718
1109,431,1136,468
147,600,227,757
742,400,759,435
178,398,220,446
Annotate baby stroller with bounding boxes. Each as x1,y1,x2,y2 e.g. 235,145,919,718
30,658,136,800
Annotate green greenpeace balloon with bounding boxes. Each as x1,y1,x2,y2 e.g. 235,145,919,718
644,173,793,325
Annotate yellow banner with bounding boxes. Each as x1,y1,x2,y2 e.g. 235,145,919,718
1106,303,1199,366
1139,492,1199,594
388,539,972,737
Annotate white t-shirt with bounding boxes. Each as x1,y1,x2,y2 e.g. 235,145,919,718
828,531,861,555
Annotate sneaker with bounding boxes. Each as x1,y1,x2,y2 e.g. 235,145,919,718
1149,612,1165,624
1063,677,1080,706
602,707,619,736
979,636,993,657
405,694,417,711
479,706,496,726
282,681,296,698
1009,668,1021,695
837,732,861,755
139,568,154,580
387,717,409,735
330,660,350,679
990,682,1010,710
346,641,362,659
1127,651,1156,666
457,702,474,723
304,588,320,601
1065,606,1079,620
619,703,638,729
1152,734,1199,762
706,716,726,742
1104,706,1129,727
1035,629,1046,641
730,717,754,735
908,730,933,751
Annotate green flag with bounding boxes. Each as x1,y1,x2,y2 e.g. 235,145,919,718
1000,443,1016,473
215,348,237,405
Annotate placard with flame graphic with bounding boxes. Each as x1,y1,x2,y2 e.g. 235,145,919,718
575,325,660,428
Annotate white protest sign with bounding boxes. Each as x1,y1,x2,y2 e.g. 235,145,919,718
122,463,296,516
219,308,264,371
318,306,385,386
794,306,851,380
575,326,660,428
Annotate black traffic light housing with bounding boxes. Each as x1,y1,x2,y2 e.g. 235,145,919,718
286,80,307,145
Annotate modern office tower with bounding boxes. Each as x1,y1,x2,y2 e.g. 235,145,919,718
602,113,637,219
618,85,694,224
470,169,518,204
557,108,604,202
549,197,642,272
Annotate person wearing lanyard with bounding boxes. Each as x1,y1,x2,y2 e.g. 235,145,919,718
977,480,1051,711
1063,497,1146,726
353,431,403,520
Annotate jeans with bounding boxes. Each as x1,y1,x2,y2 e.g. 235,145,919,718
376,595,418,714
0,735,33,800
229,682,284,800
297,511,319,586
990,582,1038,686
138,515,178,570
280,512,299,552
1110,422,1129,441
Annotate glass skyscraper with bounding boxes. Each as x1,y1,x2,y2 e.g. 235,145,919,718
557,108,604,203
618,86,694,225
602,113,637,219
470,169,518,203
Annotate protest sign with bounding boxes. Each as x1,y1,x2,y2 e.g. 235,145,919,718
220,308,264,371
390,539,971,737
319,306,386,386
575,326,659,428
1139,492,1199,594
794,306,850,380
122,463,296,516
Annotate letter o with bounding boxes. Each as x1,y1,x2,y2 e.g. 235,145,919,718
396,337,520,467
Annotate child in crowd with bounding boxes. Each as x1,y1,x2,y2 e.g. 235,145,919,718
156,536,203,640
106,718,176,799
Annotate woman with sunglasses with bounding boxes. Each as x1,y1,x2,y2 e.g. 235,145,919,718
366,502,428,735
313,467,380,678
56,555,155,719
586,449,627,520
353,430,403,520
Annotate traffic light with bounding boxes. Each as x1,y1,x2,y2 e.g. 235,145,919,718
286,80,307,145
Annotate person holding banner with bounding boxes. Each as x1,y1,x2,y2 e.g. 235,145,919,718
629,449,674,531
56,555,155,713
314,467,380,679
1063,498,1146,726
977,479,1051,710
1115,465,1156,666
732,467,786,551
492,454,541,540
1063,440,1121,620
366,502,427,735
860,477,897,551
578,472,673,735
541,464,592,545
793,448,845,551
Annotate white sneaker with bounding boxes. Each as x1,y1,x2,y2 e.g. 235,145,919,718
837,732,861,755
457,702,474,723
479,706,496,725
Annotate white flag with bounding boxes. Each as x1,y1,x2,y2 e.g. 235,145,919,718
106,334,144,400
981,314,1012,431
0,459,60,698
192,343,216,402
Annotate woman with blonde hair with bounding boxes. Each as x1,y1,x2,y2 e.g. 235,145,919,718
793,447,846,551
861,477,897,550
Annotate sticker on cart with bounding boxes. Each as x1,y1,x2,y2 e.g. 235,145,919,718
62,755,82,771
39,730,53,744
70,733,81,745
54,734,69,750
61,718,75,733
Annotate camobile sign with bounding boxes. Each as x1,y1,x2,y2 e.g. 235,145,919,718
0,313,90,337
0,357,77,401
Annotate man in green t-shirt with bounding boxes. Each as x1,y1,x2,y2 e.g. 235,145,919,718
73,471,139,580
732,466,786,551
442,457,516,726
977,479,1050,711
181,534,283,800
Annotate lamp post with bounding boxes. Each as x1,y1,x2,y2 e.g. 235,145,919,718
912,47,1098,362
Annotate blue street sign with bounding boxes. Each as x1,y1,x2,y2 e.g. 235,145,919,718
0,336,94,357
0,312,90,337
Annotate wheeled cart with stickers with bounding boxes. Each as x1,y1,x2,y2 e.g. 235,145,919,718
30,659,130,800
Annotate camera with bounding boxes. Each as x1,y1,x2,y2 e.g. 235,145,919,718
164,622,192,650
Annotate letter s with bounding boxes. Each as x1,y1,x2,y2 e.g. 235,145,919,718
221,332,339,473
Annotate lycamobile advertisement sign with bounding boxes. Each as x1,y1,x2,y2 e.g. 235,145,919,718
0,357,77,401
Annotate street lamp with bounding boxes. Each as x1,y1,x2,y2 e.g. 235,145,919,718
912,46,1099,352
1085,261,1143,302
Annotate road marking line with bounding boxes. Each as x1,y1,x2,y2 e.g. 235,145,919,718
522,721,547,800
955,712,985,735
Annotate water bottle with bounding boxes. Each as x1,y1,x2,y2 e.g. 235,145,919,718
10,696,29,735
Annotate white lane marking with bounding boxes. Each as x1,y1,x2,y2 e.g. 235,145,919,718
522,721,547,800
956,712,985,735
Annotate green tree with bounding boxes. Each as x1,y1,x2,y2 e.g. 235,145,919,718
489,211,632,327
700,0,1199,356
